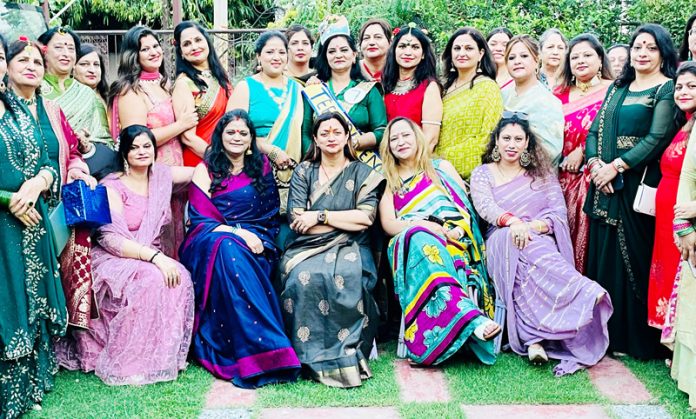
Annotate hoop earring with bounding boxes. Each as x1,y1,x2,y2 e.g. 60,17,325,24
123,159,130,175
492,145,501,162
520,149,531,167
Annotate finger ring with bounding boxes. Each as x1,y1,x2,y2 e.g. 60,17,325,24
27,201,34,207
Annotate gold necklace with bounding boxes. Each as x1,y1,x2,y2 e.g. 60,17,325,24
575,75,601,93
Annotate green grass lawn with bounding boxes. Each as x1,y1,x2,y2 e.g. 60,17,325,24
30,347,695,418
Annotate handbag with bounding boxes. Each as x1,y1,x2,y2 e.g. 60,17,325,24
61,180,112,228
633,168,657,216
49,201,70,254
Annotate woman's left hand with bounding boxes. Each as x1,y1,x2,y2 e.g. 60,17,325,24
290,211,319,234
674,202,696,220
9,177,44,218
509,221,532,250
560,147,584,173
67,169,98,189
446,226,464,241
591,163,617,192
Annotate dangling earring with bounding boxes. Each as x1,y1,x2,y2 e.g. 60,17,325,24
245,148,252,155
123,159,130,175
476,61,481,73
450,66,456,72
492,145,501,162
0,80,6,94
520,149,531,167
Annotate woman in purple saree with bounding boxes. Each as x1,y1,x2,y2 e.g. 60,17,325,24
180,110,300,388
470,115,613,376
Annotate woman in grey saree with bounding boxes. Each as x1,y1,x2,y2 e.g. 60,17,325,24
280,112,384,388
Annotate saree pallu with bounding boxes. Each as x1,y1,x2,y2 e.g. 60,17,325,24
181,77,230,167
280,161,383,388
471,165,613,376
388,163,496,365
555,87,607,273
0,94,67,419
39,98,95,330
584,81,678,359
648,129,689,330
56,163,194,385
180,164,301,388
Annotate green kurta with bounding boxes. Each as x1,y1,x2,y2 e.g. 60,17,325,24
584,80,679,359
302,79,387,154
0,94,67,419
41,74,113,148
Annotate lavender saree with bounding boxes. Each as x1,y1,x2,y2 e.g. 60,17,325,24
470,165,613,376
180,161,301,388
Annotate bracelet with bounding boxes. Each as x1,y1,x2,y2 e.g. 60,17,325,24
323,209,329,225
676,226,695,237
149,250,161,263
497,212,514,227
230,223,242,234
37,170,52,190
268,147,280,162
0,190,14,208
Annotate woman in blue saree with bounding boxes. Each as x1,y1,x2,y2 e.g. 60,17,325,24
280,112,384,388
180,109,301,388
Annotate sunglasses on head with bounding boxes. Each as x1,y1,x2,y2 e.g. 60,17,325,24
502,110,529,120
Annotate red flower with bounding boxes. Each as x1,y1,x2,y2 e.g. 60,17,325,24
392,27,401,36
18,35,29,43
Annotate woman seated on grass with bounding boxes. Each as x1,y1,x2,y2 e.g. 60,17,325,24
379,117,501,366
470,115,613,376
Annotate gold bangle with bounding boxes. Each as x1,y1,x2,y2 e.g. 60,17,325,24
323,209,329,225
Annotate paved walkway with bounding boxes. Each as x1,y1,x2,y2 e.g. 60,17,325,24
198,356,670,418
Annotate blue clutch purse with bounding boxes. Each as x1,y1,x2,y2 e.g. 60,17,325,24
61,180,112,228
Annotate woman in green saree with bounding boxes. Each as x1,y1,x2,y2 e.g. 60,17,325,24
280,112,384,388
584,24,680,359
0,35,67,419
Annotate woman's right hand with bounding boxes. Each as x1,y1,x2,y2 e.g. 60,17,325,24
560,147,583,173
177,109,199,131
272,149,294,170
678,231,696,267
237,228,265,254
10,177,44,218
509,221,532,250
414,220,447,237
153,254,182,288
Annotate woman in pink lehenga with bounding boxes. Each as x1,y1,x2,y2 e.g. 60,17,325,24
109,26,199,259
57,125,195,385
553,34,612,273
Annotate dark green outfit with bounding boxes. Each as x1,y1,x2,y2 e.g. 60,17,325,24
0,94,67,418
584,80,678,359
302,79,387,153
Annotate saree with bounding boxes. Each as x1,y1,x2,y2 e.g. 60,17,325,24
180,161,301,388
502,81,564,166
280,160,383,388
555,86,608,273
584,81,679,359
56,163,194,385
471,165,613,376
437,77,503,179
34,98,95,330
388,160,496,366
0,93,67,419
671,128,696,409
41,75,113,147
648,129,689,329
178,75,231,167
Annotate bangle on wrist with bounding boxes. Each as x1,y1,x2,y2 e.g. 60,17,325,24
149,250,161,263
0,190,14,208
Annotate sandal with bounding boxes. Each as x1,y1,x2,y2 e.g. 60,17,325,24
473,320,502,341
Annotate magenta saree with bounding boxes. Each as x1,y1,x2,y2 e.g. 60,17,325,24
470,165,613,376
555,87,608,273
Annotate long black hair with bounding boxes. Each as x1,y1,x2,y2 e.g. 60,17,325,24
615,23,678,88
304,112,356,162
117,124,157,171
557,33,613,92
486,27,513,42
109,26,167,108
77,43,109,101
675,62,696,130
481,115,552,183
441,27,497,91
205,109,267,193
382,26,439,93
314,34,364,82
174,21,231,93
38,26,81,57
0,34,13,114
679,13,696,61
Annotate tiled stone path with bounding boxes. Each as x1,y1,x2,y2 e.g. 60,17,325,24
200,355,668,418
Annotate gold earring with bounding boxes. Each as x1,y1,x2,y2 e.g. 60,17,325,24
123,159,130,175
246,148,252,155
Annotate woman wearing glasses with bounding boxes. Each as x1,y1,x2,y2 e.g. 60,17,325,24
679,13,696,62
470,115,612,375
502,35,564,166
584,24,679,360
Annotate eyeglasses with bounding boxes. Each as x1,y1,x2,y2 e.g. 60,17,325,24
502,110,529,121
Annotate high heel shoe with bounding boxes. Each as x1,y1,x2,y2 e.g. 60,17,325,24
528,343,548,365
473,320,502,341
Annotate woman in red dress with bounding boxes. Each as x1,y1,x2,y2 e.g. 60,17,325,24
648,63,696,332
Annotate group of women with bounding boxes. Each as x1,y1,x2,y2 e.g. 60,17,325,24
2,11,696,417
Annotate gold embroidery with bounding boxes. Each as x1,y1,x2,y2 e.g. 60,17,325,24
617,136,639,149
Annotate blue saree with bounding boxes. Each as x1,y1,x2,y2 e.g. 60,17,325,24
180,161,300,388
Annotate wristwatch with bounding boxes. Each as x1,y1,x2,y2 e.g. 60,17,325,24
317,210,327,225
612,159,626,173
